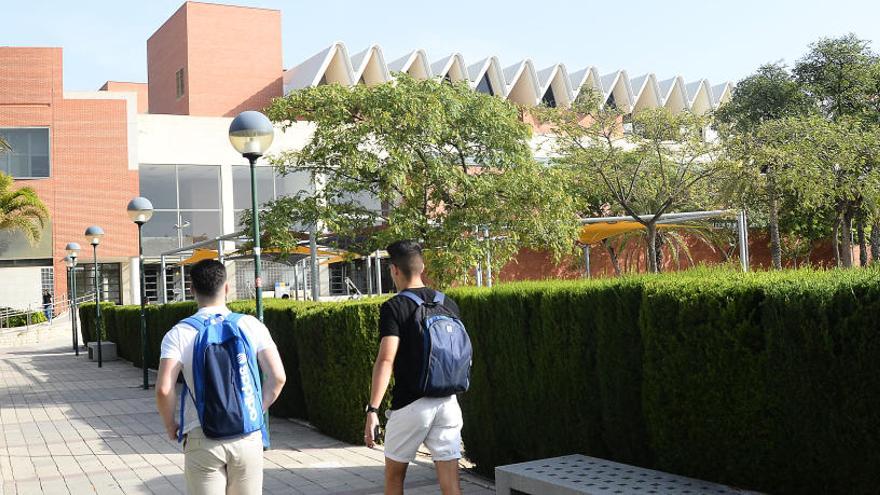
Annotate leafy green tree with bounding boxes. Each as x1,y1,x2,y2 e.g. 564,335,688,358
714,63,815,269
536,91,731,273
757,116,880,268
0,172,49,245
794,34,879,265
255,75,579,286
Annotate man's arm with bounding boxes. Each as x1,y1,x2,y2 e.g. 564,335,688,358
257,347,286,412
155,358,182,441
365,335,399,448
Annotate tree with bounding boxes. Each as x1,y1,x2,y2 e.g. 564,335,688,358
0,172,49,245
536,91,730,273
256,75,579,286
794,34,879,265
758,116,880,268
714,63,815,269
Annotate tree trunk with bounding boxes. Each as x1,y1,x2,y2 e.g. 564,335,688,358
832,214,841,268
871,220,880,264
857,216,867,267
602,239,622,276
768,193,782,270
646,223,659,273
655,233,664,273
841,206,854,268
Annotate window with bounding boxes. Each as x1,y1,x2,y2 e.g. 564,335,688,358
606,92,618,110
72,263,121,304
475,73,494,96
41,267,54,295
176,68,185,98
231,166,311,230
542,87,557,108
0,128,50,178
138,164,222,255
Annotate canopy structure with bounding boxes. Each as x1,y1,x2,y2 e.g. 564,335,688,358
579,209,750,275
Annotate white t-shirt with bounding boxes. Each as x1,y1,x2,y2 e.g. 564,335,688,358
159,305,277,435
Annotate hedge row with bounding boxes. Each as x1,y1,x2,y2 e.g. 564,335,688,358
1,308,47,328
79,268,880,494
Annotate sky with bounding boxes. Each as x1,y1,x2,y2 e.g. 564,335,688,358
2,0,879,91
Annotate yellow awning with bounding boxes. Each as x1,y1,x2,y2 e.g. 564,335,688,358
176,248,220,266
579,222,691,245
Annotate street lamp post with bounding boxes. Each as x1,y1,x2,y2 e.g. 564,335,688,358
65,242,81,355
128,197,154,390
85,226,104,367
229,111,274,322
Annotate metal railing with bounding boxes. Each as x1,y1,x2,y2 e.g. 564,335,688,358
0,292,96,333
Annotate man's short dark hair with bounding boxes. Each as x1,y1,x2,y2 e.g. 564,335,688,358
190,260,226,298
386,240,424,278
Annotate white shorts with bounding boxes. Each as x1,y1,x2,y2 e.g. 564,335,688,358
383,395,463,463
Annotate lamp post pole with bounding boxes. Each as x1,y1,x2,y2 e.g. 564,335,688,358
93,243,102,367
128,197,154,389
85,226,104,368
66,243,81,356
247,154,264,321
138,222,148,388
229,111,274,323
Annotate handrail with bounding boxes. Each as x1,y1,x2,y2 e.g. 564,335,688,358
0,292,96,331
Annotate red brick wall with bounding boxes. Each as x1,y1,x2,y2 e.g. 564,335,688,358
100,81,149,113
0,47,137,301
147,3,189,115
147,2,283,117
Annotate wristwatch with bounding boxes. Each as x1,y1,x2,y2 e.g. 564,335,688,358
365,404,380,414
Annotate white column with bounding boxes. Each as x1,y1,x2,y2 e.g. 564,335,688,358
129,256,141,305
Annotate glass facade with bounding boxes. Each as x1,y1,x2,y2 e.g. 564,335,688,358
231,165,310,230
139,165,222,255
72,263,121,304
0,128,50,178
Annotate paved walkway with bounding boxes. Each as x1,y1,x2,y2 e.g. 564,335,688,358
0,316,494,494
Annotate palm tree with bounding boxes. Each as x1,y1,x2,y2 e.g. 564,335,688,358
0,171,49,245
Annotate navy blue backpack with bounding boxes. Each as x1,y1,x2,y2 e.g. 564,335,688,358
178,313,268,447
398,290,473,396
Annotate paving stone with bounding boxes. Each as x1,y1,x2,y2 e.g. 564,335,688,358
0,317,494,494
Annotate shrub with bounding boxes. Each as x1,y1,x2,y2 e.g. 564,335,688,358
0,307,47,327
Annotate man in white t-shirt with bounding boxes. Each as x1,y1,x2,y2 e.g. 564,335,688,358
155,260,286,495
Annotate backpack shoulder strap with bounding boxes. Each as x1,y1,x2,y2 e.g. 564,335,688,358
432,291,445,305
181,316,207,330
224,313,244,326
396,290,425,306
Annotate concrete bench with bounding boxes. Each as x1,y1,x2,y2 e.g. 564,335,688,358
495,454,760,495
86,341,118,362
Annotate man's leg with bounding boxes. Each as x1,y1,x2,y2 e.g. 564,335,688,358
225,431,264,495
384,458,409,495
434,460,461,495
184,430,227,495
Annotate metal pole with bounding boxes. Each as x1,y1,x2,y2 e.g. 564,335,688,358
365,255,373,296
309,226,319,301
93,244,102,368
583,245,592,278
71,264,79,356
138,223,149,389
374,250,382,295
177,225,186,302
217,239,225,264
484,227,493,288
738,210,750,272
248,155,264,321
160,255,167,304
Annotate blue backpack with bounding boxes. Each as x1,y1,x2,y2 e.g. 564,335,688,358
177,313,268,447
398,290,473,397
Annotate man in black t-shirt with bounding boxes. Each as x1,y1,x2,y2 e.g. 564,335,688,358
365,240,464,495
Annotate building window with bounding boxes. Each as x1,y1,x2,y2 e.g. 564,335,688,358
41,267,54,295
139,164,222,256
176,68,185,98
475,73,494,96
606,92,618,110
0,128,50,178
72,263,121,305
542,87,557,108
231,165,311,231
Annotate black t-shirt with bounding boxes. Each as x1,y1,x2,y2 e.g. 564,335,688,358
379,287,461,410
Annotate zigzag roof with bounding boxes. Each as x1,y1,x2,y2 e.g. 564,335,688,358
284,42,730,113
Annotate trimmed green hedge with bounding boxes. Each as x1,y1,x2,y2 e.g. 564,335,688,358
77,269,880,494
